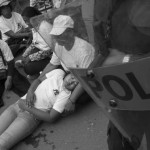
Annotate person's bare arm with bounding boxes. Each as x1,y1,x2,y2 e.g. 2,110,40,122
26,75,46,107
64,83,84,112
18,100,61,123
5,30,32,39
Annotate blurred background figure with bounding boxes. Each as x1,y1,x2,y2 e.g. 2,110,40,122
0,0,32,57
16,7,52,80
0,31,30,108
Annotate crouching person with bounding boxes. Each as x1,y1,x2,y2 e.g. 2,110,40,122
0,69,78,150
0,38,30,107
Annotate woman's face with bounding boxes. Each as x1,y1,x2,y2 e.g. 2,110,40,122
63,74,78,91
1,5,12,18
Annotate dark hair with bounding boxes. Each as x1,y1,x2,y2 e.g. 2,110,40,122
22,7,42,19
0,3,13,16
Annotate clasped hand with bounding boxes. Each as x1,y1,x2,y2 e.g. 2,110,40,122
26,90,36,108
18,99,27,111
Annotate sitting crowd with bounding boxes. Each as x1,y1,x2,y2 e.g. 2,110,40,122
0,0,95,149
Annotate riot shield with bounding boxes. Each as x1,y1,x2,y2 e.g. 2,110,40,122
70,57,150,150
30,0,150,149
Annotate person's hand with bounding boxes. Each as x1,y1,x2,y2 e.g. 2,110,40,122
5,76,12,90
26,90,36,108
64,99,75,113
18,99,28,111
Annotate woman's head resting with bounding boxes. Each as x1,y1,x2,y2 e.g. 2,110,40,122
63,73,79,91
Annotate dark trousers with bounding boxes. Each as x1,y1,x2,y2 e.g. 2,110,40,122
24,57,50,75
23,47,51,76
0,69,30,101
107,121,136,150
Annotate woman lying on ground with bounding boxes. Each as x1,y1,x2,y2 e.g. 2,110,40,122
0,69,78,150
16,7,52,80
0,0,32,56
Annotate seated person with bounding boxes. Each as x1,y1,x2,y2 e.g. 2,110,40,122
0,69,78,150
0,0,32,56
0,36,30,108
39,15,95,113
16,7,52,80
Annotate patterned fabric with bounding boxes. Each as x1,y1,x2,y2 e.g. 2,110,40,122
29,49,52,61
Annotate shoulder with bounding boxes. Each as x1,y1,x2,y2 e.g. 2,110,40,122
46,69,65,78
74,37,95,53
12,12,21,16
39,21,52,32
75,37,93,49
52,69,65,77
12,12,22,19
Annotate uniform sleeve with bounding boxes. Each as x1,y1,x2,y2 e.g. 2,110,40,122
50,52,61,65
0,40,14,62
53,91,71,113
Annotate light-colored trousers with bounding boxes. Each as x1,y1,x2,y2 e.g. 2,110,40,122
0,103,40,150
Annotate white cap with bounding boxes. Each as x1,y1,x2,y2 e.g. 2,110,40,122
0,0,10,7
49,15,74,35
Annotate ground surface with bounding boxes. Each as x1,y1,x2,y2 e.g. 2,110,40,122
1,91,109,150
